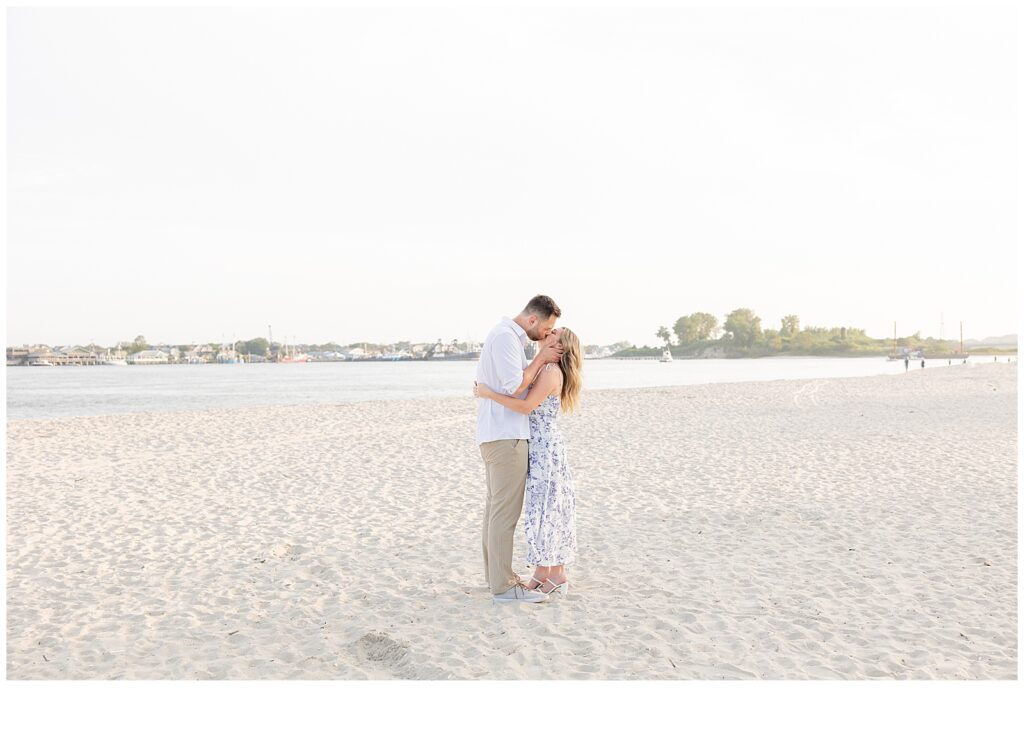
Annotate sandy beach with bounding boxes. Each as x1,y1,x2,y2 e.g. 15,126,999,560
6,362,1017,679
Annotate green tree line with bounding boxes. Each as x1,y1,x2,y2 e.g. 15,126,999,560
616,309,972,358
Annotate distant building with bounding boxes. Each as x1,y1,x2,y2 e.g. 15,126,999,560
185,345,217,364
26,349,61,365
61,346,102,365
151,345,181,360
7,346,32,365
584,346,614,359
128,350,169,365
216,347,242,364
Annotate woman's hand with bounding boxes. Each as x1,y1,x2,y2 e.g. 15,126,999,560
473,381,493,399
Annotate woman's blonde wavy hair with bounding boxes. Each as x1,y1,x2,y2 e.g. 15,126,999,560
556,327,583,413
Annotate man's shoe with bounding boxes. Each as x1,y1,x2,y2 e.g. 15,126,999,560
492,584,548,604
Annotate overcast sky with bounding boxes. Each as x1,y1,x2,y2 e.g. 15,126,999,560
7,6,1017,348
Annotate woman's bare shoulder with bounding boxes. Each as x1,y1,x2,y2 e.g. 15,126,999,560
541,363,563,391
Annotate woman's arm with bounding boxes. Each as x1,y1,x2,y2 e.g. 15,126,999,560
510,348,561,397
491,333,563,398
475,365,560,415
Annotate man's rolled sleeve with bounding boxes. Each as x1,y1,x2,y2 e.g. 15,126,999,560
494,332,526,395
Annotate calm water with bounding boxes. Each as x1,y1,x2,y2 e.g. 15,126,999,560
5,355,1008,420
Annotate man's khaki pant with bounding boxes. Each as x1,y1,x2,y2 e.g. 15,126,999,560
479,439,529,595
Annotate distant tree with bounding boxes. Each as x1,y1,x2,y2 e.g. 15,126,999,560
691,312,720,340
723,308,763,347
656,326,673,346
124,334,149,355
673,312,721,343
673,315,696,344
238,337,270,356
780,315,800,337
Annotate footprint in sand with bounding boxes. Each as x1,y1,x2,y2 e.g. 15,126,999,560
352,631,409,670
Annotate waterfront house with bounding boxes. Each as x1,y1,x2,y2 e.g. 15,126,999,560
7,346,32,365
184,345,217,364
63,346,102,365
128,350,169,365
151,345,181,362
25,348,65,365
34,346,102,365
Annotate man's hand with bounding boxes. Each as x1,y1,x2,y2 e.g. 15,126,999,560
539,344,564,364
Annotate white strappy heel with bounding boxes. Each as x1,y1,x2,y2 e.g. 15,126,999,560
524,576,545,591
542,578,569,596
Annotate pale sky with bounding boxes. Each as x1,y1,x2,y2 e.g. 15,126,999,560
6,6,1018,348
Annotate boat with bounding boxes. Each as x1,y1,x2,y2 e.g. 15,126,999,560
659,349,673,363
278,335,311,363
432,350,481,360
887,349,923,361
102,344,129,365
30,359,55,366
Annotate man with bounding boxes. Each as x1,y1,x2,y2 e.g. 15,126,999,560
476,295,563,603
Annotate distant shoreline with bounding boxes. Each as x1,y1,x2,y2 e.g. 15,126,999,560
7,349,1018,368
609,348,1018,361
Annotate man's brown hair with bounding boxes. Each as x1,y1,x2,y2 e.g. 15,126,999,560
523,294,561,319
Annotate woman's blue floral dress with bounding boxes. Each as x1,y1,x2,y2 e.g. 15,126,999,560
524,390,577,566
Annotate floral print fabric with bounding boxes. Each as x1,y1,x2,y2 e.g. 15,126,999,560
524,392,577,566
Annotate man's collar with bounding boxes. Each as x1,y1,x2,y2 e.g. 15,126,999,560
502,316,529,344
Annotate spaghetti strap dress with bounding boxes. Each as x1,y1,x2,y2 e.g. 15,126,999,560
523,392,577,566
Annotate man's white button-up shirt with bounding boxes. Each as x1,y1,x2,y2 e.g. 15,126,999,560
475,317,531,444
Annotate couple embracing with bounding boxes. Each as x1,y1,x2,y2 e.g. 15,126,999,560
474,295,583,604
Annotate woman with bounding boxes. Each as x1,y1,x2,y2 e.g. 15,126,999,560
473,327,582,596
